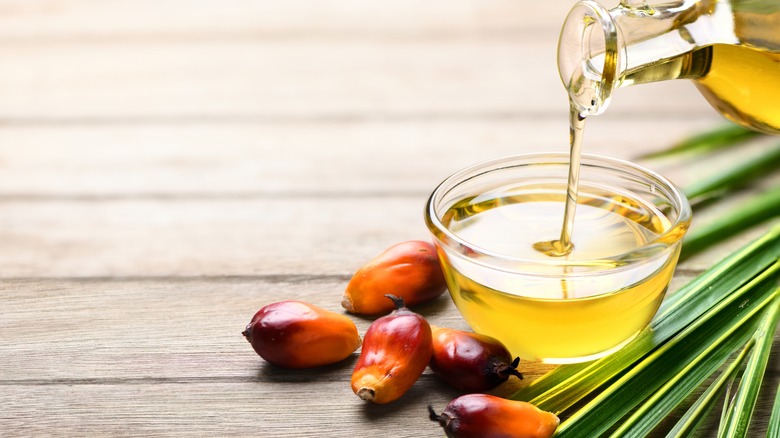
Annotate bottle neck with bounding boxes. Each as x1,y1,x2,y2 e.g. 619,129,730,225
558,0,731,116
558,0,621,117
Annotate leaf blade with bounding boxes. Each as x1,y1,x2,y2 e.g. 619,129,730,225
552,276,779,437
680,187,780,261
510,225,780,411
636,124,762,160
664,338,756,438
609,318,760,437
768,380,780,438
717,291,780,437
682,145,780,202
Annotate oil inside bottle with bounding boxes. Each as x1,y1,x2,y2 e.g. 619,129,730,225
538,34,780,257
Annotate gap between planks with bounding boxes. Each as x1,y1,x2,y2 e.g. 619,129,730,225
0,269,707,283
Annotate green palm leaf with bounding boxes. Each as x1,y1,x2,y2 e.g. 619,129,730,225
636,124,762,160
664,339,756,438
510,224,780,412
768,380,780,438
608,287,779,437
552,270,778,437
717,293,780,438
680,186,780,261
681,145,780,202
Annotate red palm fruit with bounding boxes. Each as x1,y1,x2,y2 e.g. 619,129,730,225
242,301,361,369
351,295,433,404
429,394,559,438
429,326,522,392
342,240,447,315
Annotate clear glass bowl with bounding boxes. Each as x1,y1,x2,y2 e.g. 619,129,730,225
425,153,691,363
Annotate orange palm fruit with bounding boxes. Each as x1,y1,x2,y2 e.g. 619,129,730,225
429,394,559,438
242,301,361,369
342,240,447,315
429,326,523,392
351,295,433,404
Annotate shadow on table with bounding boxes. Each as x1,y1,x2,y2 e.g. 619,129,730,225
254,354,360,383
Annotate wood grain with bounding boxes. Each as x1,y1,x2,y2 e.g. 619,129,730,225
0,190,777,278
0,1,777,437
1,274,777,437
0,39,718,121
0,116,734,197
0,0,567,39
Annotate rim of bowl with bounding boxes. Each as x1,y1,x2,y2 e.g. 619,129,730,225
424,152,692,270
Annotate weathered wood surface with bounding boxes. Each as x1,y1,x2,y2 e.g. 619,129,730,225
0,1,777,437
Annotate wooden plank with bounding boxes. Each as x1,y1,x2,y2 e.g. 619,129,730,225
0,116,735,197
0,0,730,123
0,276,548,438
0,382,475,437
0,276,777,437
0,197,429,278
2,274,742,382
0,39,713,120
0,194,775,278
0,0,569,40
0,277,552,382
3,370,776,437
2,372,777,437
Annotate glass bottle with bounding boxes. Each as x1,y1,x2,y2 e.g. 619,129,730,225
558,0,780,134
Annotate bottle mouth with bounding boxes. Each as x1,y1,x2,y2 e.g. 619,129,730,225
558,0,621,116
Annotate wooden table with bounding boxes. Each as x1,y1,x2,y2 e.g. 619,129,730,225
1,1,777,436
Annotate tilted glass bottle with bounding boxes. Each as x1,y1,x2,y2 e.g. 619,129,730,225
558,0,780,134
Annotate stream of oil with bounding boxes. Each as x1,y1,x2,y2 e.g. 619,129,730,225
532,104,587,258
